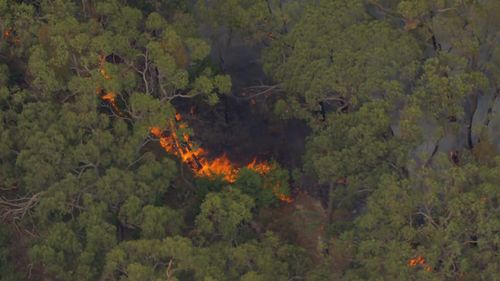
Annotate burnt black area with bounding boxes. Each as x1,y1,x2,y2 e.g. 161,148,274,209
173,95,309,170
172,33,310,170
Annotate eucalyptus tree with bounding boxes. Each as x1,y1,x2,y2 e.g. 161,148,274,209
263,0,422,221
0,0,229,280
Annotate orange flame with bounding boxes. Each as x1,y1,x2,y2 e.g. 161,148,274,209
150,114,293,203
150,117,240,183
247,159,272,174
408,256,432,272
95,53,293,203
96,53,121,114
96,87,120,114
101,90,116,104
265,179,293,203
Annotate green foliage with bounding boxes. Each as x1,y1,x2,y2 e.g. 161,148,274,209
195,188,255,241
304,101,404,191
235,165,292,208
347,156,500,280
411,53,487,123
197,0,312,45
264,0,421,115
139,205,182,238
30,223,83,280
236,168,274,207
225,232,309,281
1,0,499,280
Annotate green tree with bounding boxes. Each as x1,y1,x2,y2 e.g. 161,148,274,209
195,188,255,241
0,1,231,280
2,0,499,280
196,0,308,44
235,168,274,207
348,155,499,280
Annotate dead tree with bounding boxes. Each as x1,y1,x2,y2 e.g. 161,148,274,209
0,192,44,234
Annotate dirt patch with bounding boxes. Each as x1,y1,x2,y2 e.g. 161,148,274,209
258,192,327,263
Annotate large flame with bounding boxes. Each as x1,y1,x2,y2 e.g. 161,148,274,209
150,114,265,183
97,53,293,203
150,114,293,203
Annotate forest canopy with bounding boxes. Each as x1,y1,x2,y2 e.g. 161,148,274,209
0,0,499,280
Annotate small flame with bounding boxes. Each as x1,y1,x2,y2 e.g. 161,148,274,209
3,28,11,39
277,193,294,203
101,91,116,104
267,180,293,203
99,54,112,80
96,54,121,114
2,28,20,45
247,158,272,174
96,87,120,114
408,256,432,272
150,127,162,137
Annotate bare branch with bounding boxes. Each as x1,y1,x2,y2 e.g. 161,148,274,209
238,84,283,100
0,192,45,223
166,258,174,281
142,49,150,95
416,211,439,229
367,0,401,17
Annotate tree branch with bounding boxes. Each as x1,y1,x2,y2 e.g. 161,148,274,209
0,192,45,223
238,84,283,100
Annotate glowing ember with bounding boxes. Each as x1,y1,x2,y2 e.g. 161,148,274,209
98,54,112,80
2,28,20,45
408,256,432,272
276,192,294,204
3,28,11,39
